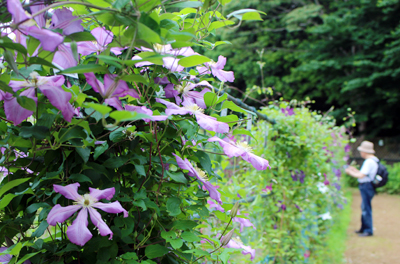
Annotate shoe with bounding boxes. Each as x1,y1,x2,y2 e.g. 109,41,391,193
354,229,364,234
358,232,373,237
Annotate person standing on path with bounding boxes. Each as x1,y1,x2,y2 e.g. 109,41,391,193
345,141,378,237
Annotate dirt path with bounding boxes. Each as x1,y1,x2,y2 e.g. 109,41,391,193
344,189,400,263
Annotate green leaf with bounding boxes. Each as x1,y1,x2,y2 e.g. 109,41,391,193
109,110,150,122
0,80,14,94
168,1,203,8
17,95,36,111
0,193,16,209
121,75,148,84
58,127,87,143
204,92,218,108
4,50,19,74
0,40,27,55
232,129,256,141
71,173,94,184
66,31,97,41
113,0,131,9
166,197,182,216
178,55,211,67
16,252,43,264
26,203,51,214
194,151,212,176
172,220,198,230
84,103,112,115
0,178,30,198
59,64,108,74
31,221,49,238
28,57,58,68
167,171,187,184
219,248,240,264
227,9,266,21
137,22,161,44
221,101,248,114
103,156,129,168
19,126,50,140
170,238,183,249
121,252,138,260
218,0,232,6
134,164,146,176
145,245,169,259
208,20,235,31
76,146,91,163
181,231,200,242
132,199,147,210
94,142,109,160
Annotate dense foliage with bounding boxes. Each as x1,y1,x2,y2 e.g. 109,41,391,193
0,0,271,263
213,101,348,263
206,0,400,137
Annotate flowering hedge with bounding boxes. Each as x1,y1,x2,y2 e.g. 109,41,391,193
211,101,349,263
0,0,268,263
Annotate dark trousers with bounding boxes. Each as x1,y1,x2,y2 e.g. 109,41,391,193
359,182,375,234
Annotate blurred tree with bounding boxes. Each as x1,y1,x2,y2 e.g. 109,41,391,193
206,0,400,137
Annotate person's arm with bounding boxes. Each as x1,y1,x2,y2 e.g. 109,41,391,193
345,166,367,179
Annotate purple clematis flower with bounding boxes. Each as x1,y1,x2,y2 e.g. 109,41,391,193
7,0,63,52
84,73,139,110
0,247,31,264
53,43,78,70
344,144,351,153
262,183,273,192
323,173,330,185
164,81,212,109
49,8,84,35
6,72,74,125
47,183,128,246
281,107,295,116
156,98,229,134
197,56,234,82
208,136,269,170
77,27,124,56
207,199,224,212
132,44,195,72
232,211,256,232
291,170,305,184
124,105,168,122
173,153,222,204
224,237,255,261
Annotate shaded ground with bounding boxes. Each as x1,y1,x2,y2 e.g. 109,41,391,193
345,189,400,263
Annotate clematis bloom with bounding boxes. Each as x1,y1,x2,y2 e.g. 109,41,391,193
232,210,256,232
164,81,212,109
208,136,269,170
84,73,139,110
156,98,229,134
224,237,255,261
124,105,168,122
6,72,74,125
197,56,234,82
47,183,128,246
77,27,124,56
173,153,222,204
7,0,63,51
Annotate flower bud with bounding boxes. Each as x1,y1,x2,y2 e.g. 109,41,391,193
221,229,235,246
230,202,239,218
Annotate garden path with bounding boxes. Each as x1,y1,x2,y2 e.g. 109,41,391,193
344,189,400,263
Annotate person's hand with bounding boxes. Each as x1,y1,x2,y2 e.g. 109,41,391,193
345,166,357,175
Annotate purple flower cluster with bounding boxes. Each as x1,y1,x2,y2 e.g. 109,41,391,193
291,170,305,184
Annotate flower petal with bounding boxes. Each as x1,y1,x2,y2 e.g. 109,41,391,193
50,8,84,35
195,113,229,133
155,98,191,116
203,181,222,204
30,2,46,28
39,84,74,122
105,97,123,110
7,0,30,24
23,26,63,52
241,152,270,170
103,74,130,98
172,153,196,176
214,56,227,70
54,182,81,201
67,208,92,246
84,72,106,96
163,57,184,72
88,207,113,238
77,41,98,55
110,47,126,55
4,90,35,125
0,247,12,263
53,44,77,70
89,187,115,201
207,136,244,158
211,68,235,82
47,204,81,226
92,201,128,217
92,27,113,47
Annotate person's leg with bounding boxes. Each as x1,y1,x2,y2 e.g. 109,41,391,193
359,184,367,232
360,183,375,234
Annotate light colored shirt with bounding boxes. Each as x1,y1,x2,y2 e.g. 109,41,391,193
358,157,379,183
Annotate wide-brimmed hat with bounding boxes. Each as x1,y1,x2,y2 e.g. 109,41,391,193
357,141,375,154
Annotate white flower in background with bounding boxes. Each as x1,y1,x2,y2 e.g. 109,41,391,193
319,212,332,220
316,182,329,193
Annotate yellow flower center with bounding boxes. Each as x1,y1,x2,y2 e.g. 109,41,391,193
194,167,208,181
236,141,253,153
78,194,97,208
184,104,204,114
153,43,165,53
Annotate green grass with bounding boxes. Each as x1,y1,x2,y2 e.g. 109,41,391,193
313,189,353,264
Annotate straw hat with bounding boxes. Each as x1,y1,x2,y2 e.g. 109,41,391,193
357,141,375,154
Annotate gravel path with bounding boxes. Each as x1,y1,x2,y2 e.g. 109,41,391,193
344,189,400,263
